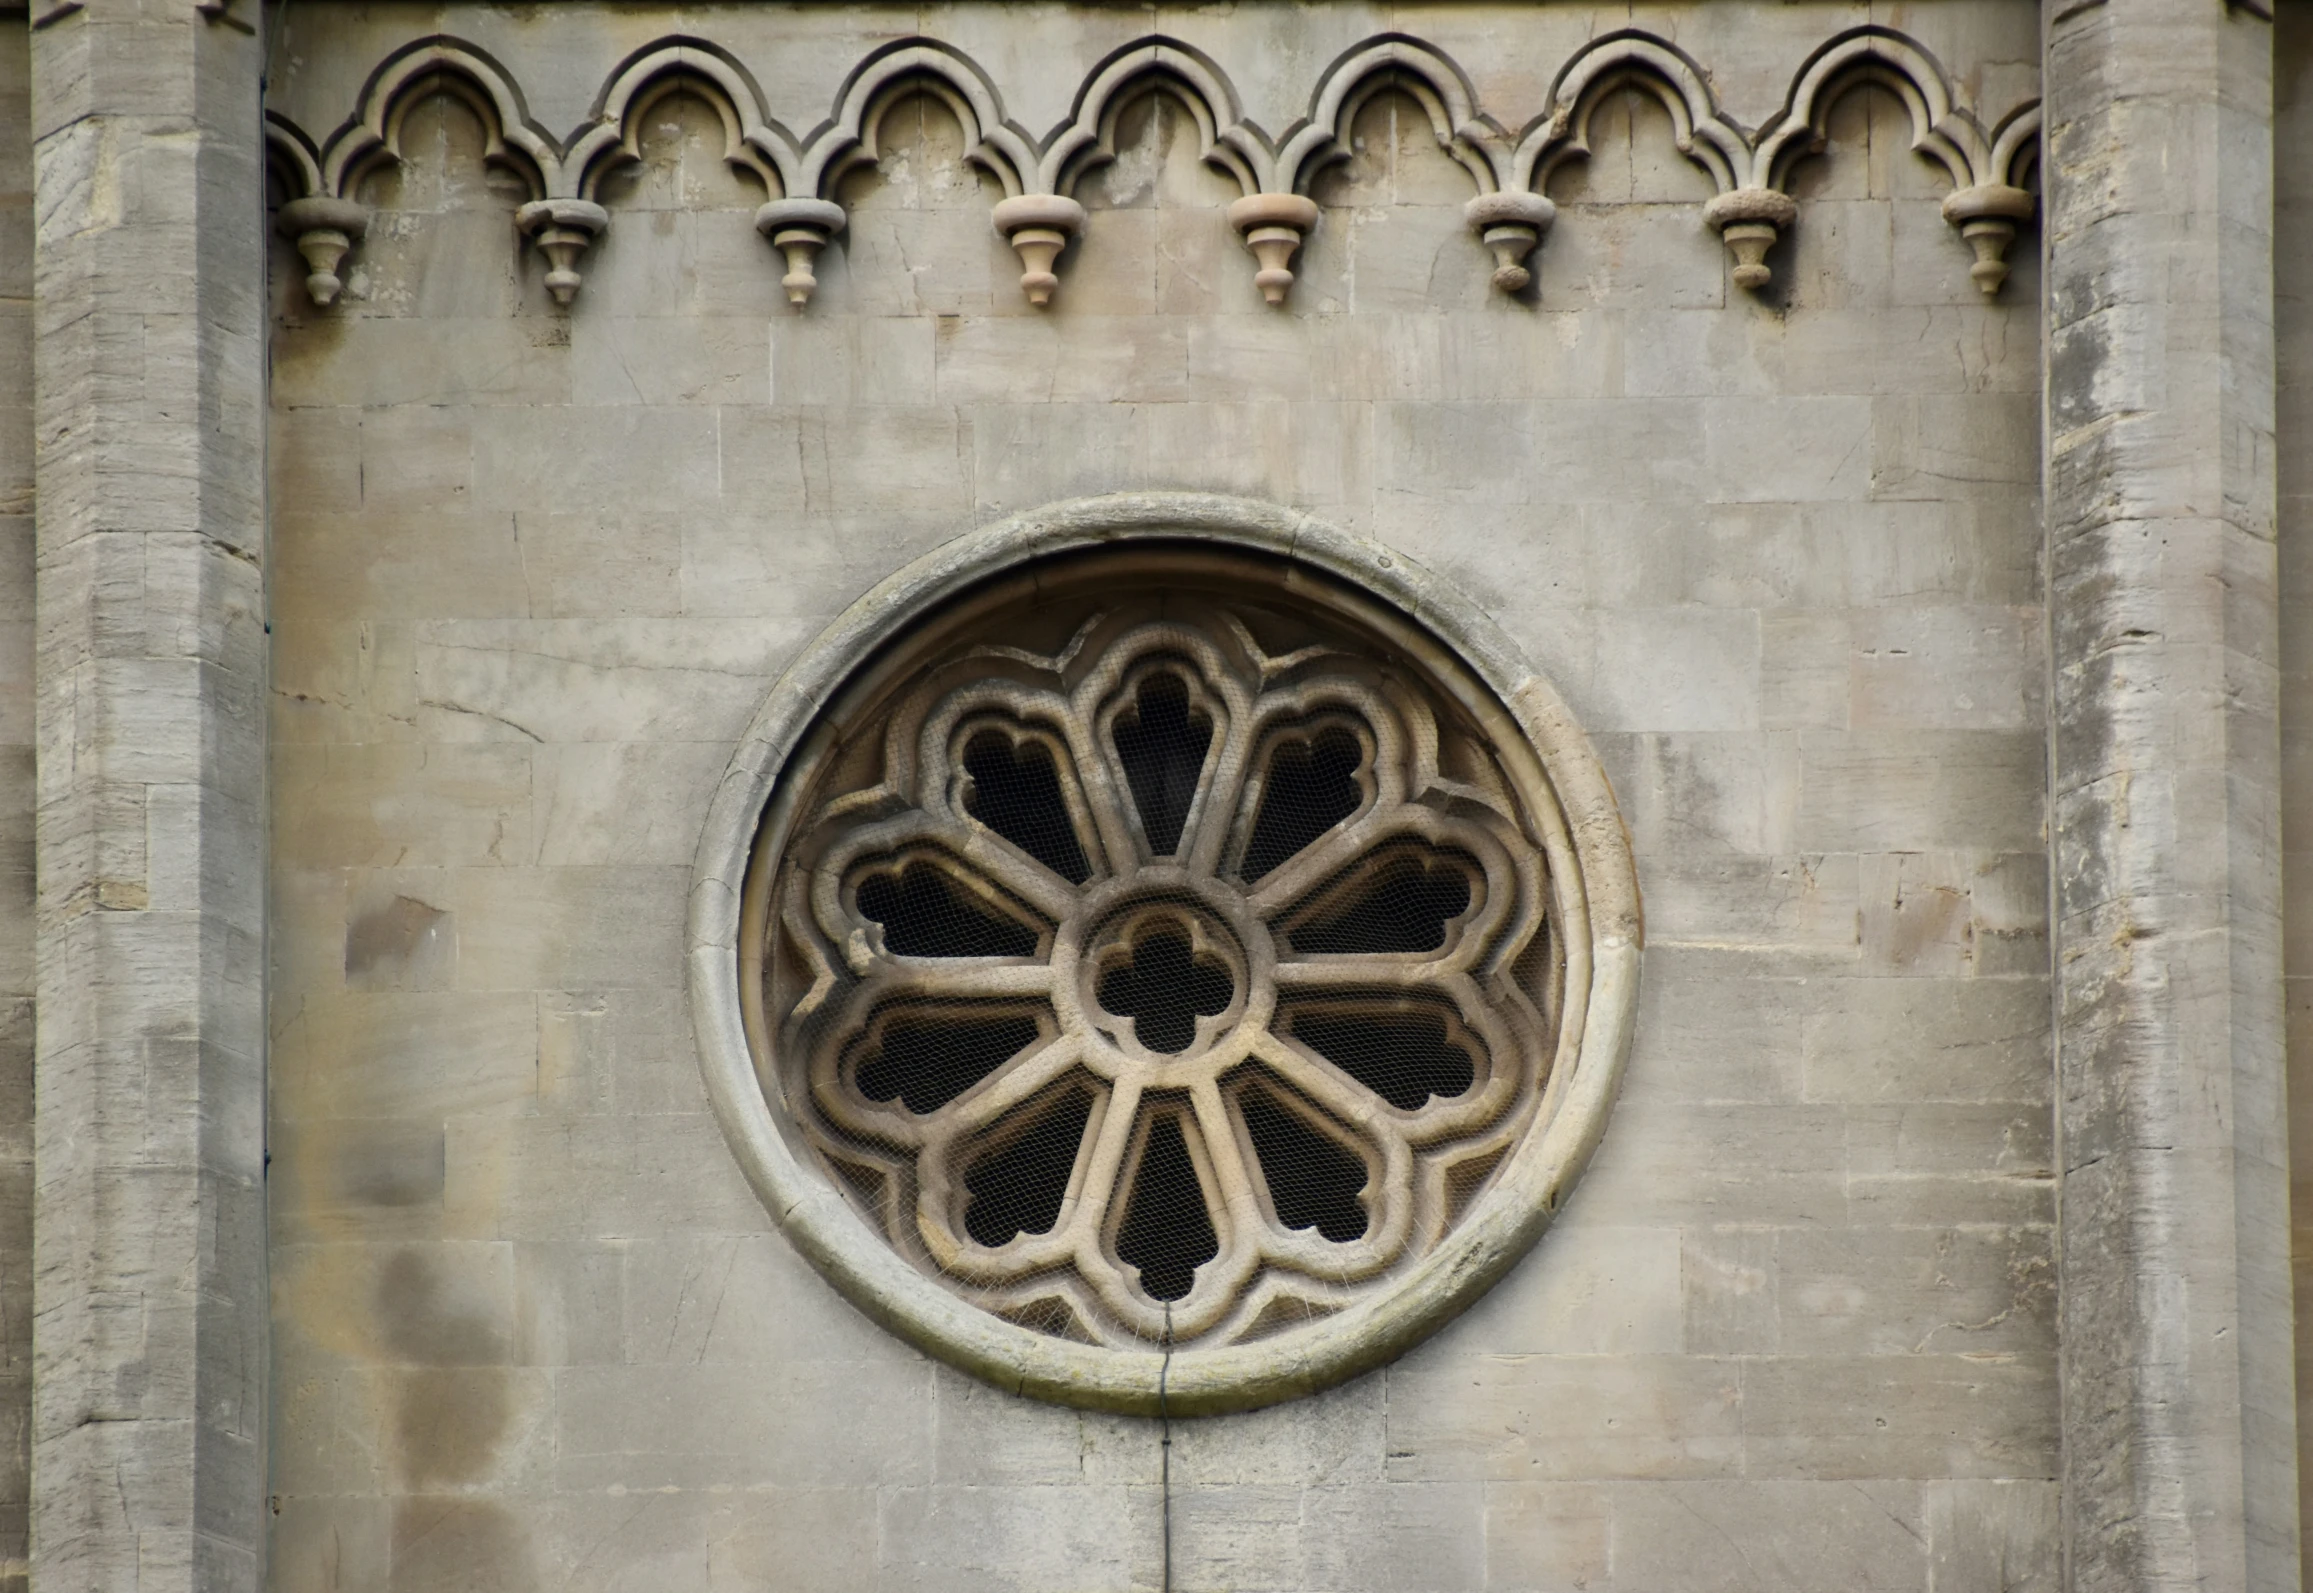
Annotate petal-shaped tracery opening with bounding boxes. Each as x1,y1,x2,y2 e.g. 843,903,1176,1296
1115,1110,1220,1303
1111,669,1213,857
1239,724,1368,884
1237,1083,1371,1242
854,1004,1046,1115
856,861,1041,958
963,1082,1096,1247
962,728,1092,884
1280,1000,1477,1111
1281,845,1476,956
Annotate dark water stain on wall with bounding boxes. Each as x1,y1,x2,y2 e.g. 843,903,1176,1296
376,1250,518,1491
346,894,454,990
391,1369,514,1492
333,1126,447,1211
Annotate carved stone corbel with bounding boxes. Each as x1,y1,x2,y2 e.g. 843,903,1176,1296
991,195,1086,308
1703,188,1797,291
1226,194,1320,306
1941,183,2034,296
1463,192,1554,293
276,196,369,309
515,199,609,306
755,198,847,306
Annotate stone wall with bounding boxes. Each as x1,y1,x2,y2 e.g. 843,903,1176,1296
0,18,28,1592
2281,5,2313,1581
2042,2,2294,1584
26,0,271,1574
260,5,2054,1588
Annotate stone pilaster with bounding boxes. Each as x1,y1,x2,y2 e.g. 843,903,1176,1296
2044,3,2295,1589
27,0,267,1586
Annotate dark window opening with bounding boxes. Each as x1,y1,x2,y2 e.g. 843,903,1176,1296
963,730,1091,884
1284,1005,1476,1110
964,1085,1094,1247
1112,671,1212,856
1240,725,1366,883
1115,1114,1218,1302
1286,851,1473,955
856,1012,1042,1114
1096,927,1234,1054
857,862,1038,958
1239,1087,1369,1241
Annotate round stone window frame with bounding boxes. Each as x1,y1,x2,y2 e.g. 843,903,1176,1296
689,494,1641,1415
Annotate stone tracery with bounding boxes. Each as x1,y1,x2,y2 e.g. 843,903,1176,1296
764,604,1560,1349
262,24,2044,312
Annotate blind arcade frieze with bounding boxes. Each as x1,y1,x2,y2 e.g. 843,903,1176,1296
263,26,2041,312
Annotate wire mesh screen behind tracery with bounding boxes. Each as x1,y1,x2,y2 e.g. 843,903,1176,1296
759,581,1565,1351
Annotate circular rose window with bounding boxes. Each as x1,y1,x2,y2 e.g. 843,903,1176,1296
691,497,1638,1413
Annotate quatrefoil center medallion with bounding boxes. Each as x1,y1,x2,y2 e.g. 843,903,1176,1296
1063,879,1268,1077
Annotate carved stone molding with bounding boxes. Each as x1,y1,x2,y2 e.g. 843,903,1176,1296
1752,27,2044,296
1702,188,1800,290
576,38,802,298
264,23,2043,312
991,194,1087,307
267,118,372,307
1516,31,1762,282
1226,194,1321,306
755,198,847,305
273,196,367,306
514,198,609,305
1464,192,1555,293
1942,182,2038,295
1271,36,1524,304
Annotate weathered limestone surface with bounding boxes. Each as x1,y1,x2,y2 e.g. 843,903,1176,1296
2277,6,2313,1584
258,6,2055,1589
0,19,33,1592
2046,2,2297,1590
27,0,268,1588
